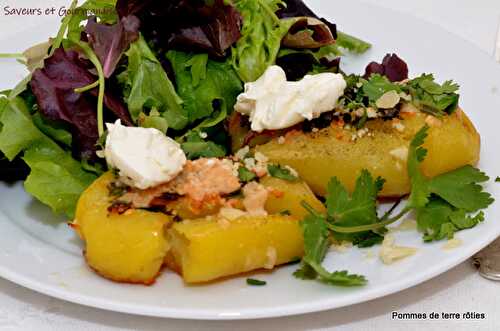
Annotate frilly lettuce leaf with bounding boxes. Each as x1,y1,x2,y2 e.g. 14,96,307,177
0,97,96,218
166,50,242,126
118,35,187,129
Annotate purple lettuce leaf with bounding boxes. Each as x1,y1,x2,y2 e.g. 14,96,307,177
115,0,242,58
30,48,132,160
85,15,140,78
364,53,408,82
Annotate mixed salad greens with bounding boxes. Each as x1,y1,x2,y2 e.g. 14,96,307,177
0,0,495,287
0,0,370,218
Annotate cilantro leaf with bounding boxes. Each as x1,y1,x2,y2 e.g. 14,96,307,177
268,164,298,181
428,166,493,211
406,74,459,116
417,196,486,242
416,197,455,241
407,126,493,213
406,126,431,209
238,166,256,183
327,169,384,227
294,213,367,286
361,74,402,104
407,126,493,241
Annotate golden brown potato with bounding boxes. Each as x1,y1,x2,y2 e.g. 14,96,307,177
74,173,172,285
166,215,303,283
261,176,325,219
256,106,480,197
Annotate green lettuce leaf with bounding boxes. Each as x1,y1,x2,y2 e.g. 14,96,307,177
0,97,96,218
231,0,295,82
167,50,242,127
119,35,187,130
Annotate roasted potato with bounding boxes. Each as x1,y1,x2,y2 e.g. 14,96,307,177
261,176,325,219
165,215,303,283
255,105,480,197
74,173,172,285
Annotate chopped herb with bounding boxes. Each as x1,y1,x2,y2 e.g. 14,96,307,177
495,177,500,182
268,164,298,181
107,181,128,197
238,166,257,183
405,74,459,116
246,278,267,286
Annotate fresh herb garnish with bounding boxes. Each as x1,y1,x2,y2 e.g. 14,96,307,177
406,74,459,116
268,164,298,182
293,212,367,286
296,126,493,287
238,166,257,183
246,278,267,286
496,177,500,182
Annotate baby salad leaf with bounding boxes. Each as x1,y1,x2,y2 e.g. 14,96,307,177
0,97,96,218
85,15,140,78
180,131,226,160
167,50,243,126
0,97,45,161
30,48,131,160
232,0,296,82
116,0,242,58
294,213,367,286
335,31,371,54
119,36,187,130
23,140,98,218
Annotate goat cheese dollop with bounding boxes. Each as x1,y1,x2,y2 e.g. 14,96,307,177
104,120,187,189
234,65,346,132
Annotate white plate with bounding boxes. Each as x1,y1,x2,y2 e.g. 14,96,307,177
1,0,500,321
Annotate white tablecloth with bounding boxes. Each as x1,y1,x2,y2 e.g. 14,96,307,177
1,1,499,330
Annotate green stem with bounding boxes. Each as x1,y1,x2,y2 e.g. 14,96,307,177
0,53,26,60
327,207,411,234
74,80,99,93
50,0,78,56
301,201,326,219
76,41,105,137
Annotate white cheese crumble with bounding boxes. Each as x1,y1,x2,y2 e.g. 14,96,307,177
234,65,346,132
235,146,250,161
379,234,417,265
104,120,187,189
443,238,463,250
389,146,408,161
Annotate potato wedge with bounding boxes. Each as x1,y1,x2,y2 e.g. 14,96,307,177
166,215,303,283
256,106,480,197
74,173,172,285
261,176,325,219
